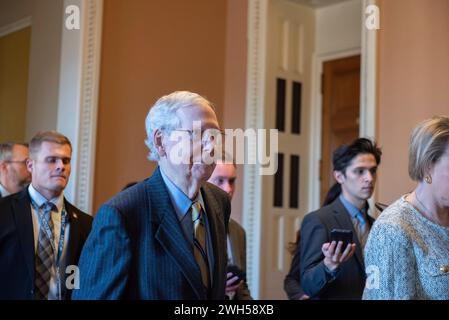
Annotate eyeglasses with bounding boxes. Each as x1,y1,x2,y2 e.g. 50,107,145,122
170,128,226,143
5,159,27,165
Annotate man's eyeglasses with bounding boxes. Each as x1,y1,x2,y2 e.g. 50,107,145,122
5,159,27,165
170,129,226,143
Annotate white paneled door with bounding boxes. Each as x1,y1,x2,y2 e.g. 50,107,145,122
244,0,315,299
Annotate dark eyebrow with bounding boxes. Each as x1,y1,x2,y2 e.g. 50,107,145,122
353,165,377,170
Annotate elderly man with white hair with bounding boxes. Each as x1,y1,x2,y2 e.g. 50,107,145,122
73,91,231,300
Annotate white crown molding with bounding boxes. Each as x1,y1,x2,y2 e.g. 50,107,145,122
0,16,32,38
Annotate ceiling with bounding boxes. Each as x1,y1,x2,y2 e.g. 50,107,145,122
286,0,354,8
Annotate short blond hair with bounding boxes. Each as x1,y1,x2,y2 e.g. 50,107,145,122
29,131,72,159
408,116,449,181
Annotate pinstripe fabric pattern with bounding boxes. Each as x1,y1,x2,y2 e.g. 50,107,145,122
72,167,231,300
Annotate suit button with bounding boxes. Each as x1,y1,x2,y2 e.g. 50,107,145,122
440,265,449,273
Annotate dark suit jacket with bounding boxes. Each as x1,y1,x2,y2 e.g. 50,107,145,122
228,218,252,300
284,232,306,300
0,188,92,300
299,197,375,300
72,167,231,300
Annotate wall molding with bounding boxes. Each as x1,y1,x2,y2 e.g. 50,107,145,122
243,0,268,299
76,0,103,214
57,0,103,214
360,0,378,139
0,16,32,38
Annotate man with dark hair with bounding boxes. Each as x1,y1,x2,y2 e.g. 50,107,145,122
299,137,382,299
0,131,92,300
0,142,31,197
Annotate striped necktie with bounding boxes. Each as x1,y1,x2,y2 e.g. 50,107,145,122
35,201,56,300
191,201,209,289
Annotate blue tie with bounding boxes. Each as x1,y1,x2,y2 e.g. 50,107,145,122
355,210,369,250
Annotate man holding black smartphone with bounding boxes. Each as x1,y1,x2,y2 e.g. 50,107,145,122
299,138,383,299
208,160,252,300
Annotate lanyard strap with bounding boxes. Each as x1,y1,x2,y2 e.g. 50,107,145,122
31,199,67,266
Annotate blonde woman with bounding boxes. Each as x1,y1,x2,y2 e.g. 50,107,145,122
363,116,449,300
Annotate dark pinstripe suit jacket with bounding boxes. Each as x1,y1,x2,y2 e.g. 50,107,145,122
72,167,231,300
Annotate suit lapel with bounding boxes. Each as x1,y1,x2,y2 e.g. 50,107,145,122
331,198,365,270
150,168,205,299
64,200,80,267
201,184,226,299
12,190,35,284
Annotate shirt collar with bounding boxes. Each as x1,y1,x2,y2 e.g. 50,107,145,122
0,183,11,197
160,168,205,221
339,194,366,219
28,184,64,212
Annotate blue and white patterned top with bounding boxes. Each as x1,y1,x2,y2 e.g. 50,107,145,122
363,195,449,300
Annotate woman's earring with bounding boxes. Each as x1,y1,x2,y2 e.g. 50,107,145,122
424,175,432,184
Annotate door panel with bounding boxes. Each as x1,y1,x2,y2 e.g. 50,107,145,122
320,55,360,204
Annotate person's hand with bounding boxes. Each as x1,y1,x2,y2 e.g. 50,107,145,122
225,272,243,294
298,294,310,300
322,241,356,271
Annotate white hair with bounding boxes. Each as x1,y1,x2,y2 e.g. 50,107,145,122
145,91,215,161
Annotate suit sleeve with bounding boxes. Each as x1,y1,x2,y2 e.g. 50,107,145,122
284,244,306,299
234,227,253,300
300,213,339,298
71,204,131,300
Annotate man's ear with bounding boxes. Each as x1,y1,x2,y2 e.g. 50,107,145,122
153,129,166,157
334,170,345,184
26,158,33,174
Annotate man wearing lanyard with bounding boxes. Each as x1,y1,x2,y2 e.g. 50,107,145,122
0,131,92,300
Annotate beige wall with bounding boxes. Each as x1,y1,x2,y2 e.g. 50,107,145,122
223,0,248,224
0,0,65,140
0,27,30,142
377,0,449,204
93,0,228,211
0,0,32,28
25,0,63,139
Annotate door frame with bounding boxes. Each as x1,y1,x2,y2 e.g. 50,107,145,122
309,48,361,210
0,16,31,38
309,0,378,210
309,0,378,212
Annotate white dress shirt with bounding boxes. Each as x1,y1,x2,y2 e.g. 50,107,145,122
0,182,11,197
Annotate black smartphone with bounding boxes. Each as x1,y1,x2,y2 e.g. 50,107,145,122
226,265,246,282
330,229,353,249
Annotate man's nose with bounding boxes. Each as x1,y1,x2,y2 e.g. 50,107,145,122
223,183,232,194
55,159,66,170
365,171,374,182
